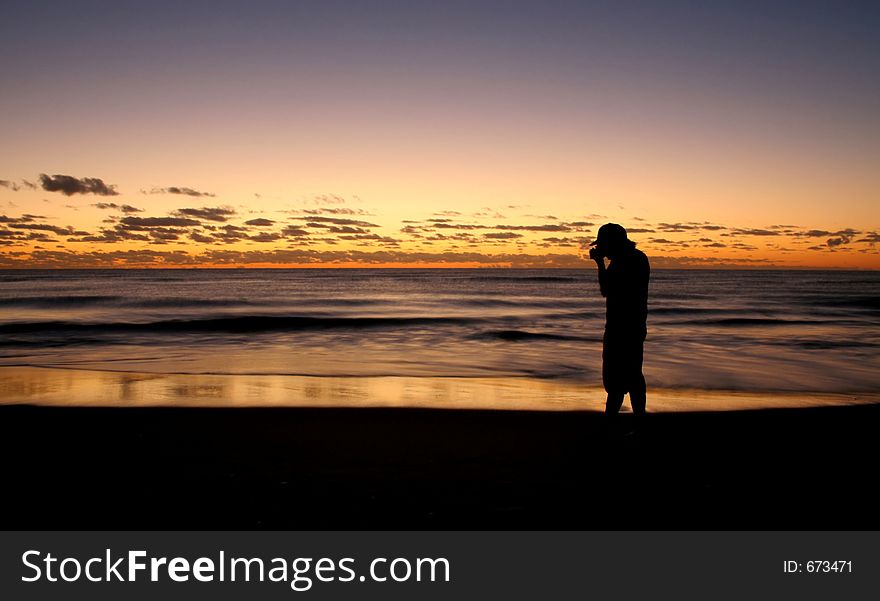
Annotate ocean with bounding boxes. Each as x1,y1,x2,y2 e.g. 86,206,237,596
0,269,878,398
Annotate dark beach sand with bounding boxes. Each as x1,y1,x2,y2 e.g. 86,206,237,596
2,403,878,529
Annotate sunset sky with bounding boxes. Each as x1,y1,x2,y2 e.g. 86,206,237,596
1,0,878,268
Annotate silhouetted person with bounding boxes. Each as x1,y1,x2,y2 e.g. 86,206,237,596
589,223,650,428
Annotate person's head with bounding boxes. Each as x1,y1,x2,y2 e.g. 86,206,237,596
591,223,635,259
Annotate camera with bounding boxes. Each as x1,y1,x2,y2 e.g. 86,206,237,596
588,246,604,261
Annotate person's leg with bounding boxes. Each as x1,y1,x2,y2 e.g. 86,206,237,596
602,332,626,435
603,332,626,413
629,374,646,414
619,333,644,412
605,392,625,414
603,391,625,439
627,336,646,434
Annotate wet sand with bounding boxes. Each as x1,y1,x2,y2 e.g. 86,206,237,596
1,366,875,410
2,402,878,529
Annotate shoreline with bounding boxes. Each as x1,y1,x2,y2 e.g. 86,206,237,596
1,365,877,411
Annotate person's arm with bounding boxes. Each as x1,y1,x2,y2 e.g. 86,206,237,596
595,256,609,297
589,247,610,296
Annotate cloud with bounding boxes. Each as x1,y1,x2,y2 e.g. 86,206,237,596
210,233,246,244
148,228,182,242
324,226,369,234
339,234,400,248
189,224,255,244
120,216,201,228
483,232,523,239
0,179,36,192
308,194,348,206
162,249,589,267
146,186,215,197
2,248,203,267
472,210,507,219
657,222,700,232
729,228,780,236
2,246,795,270
431,222,488,230
337,234,400,244
93,202,143,213
39,174,118,196
564,221,594,228
791,229,832,237
494,224,572,232
281,226,310,237
816,229,860,248
826,234,853,247
69,232,141,243
174,206,236,222
0,214,38,224
300,207,372,216
8,223,78,236
0,248,532,268
189,232,216,244
658,222,726,232
248,232,282,243
291,216,380,228
648,255,773,268
3,199,878,268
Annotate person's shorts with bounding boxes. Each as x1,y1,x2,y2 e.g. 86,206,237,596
602,328,646,394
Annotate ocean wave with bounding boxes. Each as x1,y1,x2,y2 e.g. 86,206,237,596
476,275,581,282
648,307,733,315
468,329,595,342
396,273,581,283
684,317,829,327
797,295,880,312
0,336,112,348
0,314,485,334
542,310,603,320
457,298,590,309
765,339,878,350
0,295,124,307
119,298,267,309
124,297,395,310
0,295,391,310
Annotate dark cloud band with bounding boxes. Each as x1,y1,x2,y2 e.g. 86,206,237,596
39,174,118,196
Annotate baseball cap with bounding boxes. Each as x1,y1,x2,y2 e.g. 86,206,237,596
589,223,628,247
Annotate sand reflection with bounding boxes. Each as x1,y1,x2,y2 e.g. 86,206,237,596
0,366,877,411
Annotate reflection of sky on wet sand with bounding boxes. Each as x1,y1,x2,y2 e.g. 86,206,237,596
1,367,876,412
